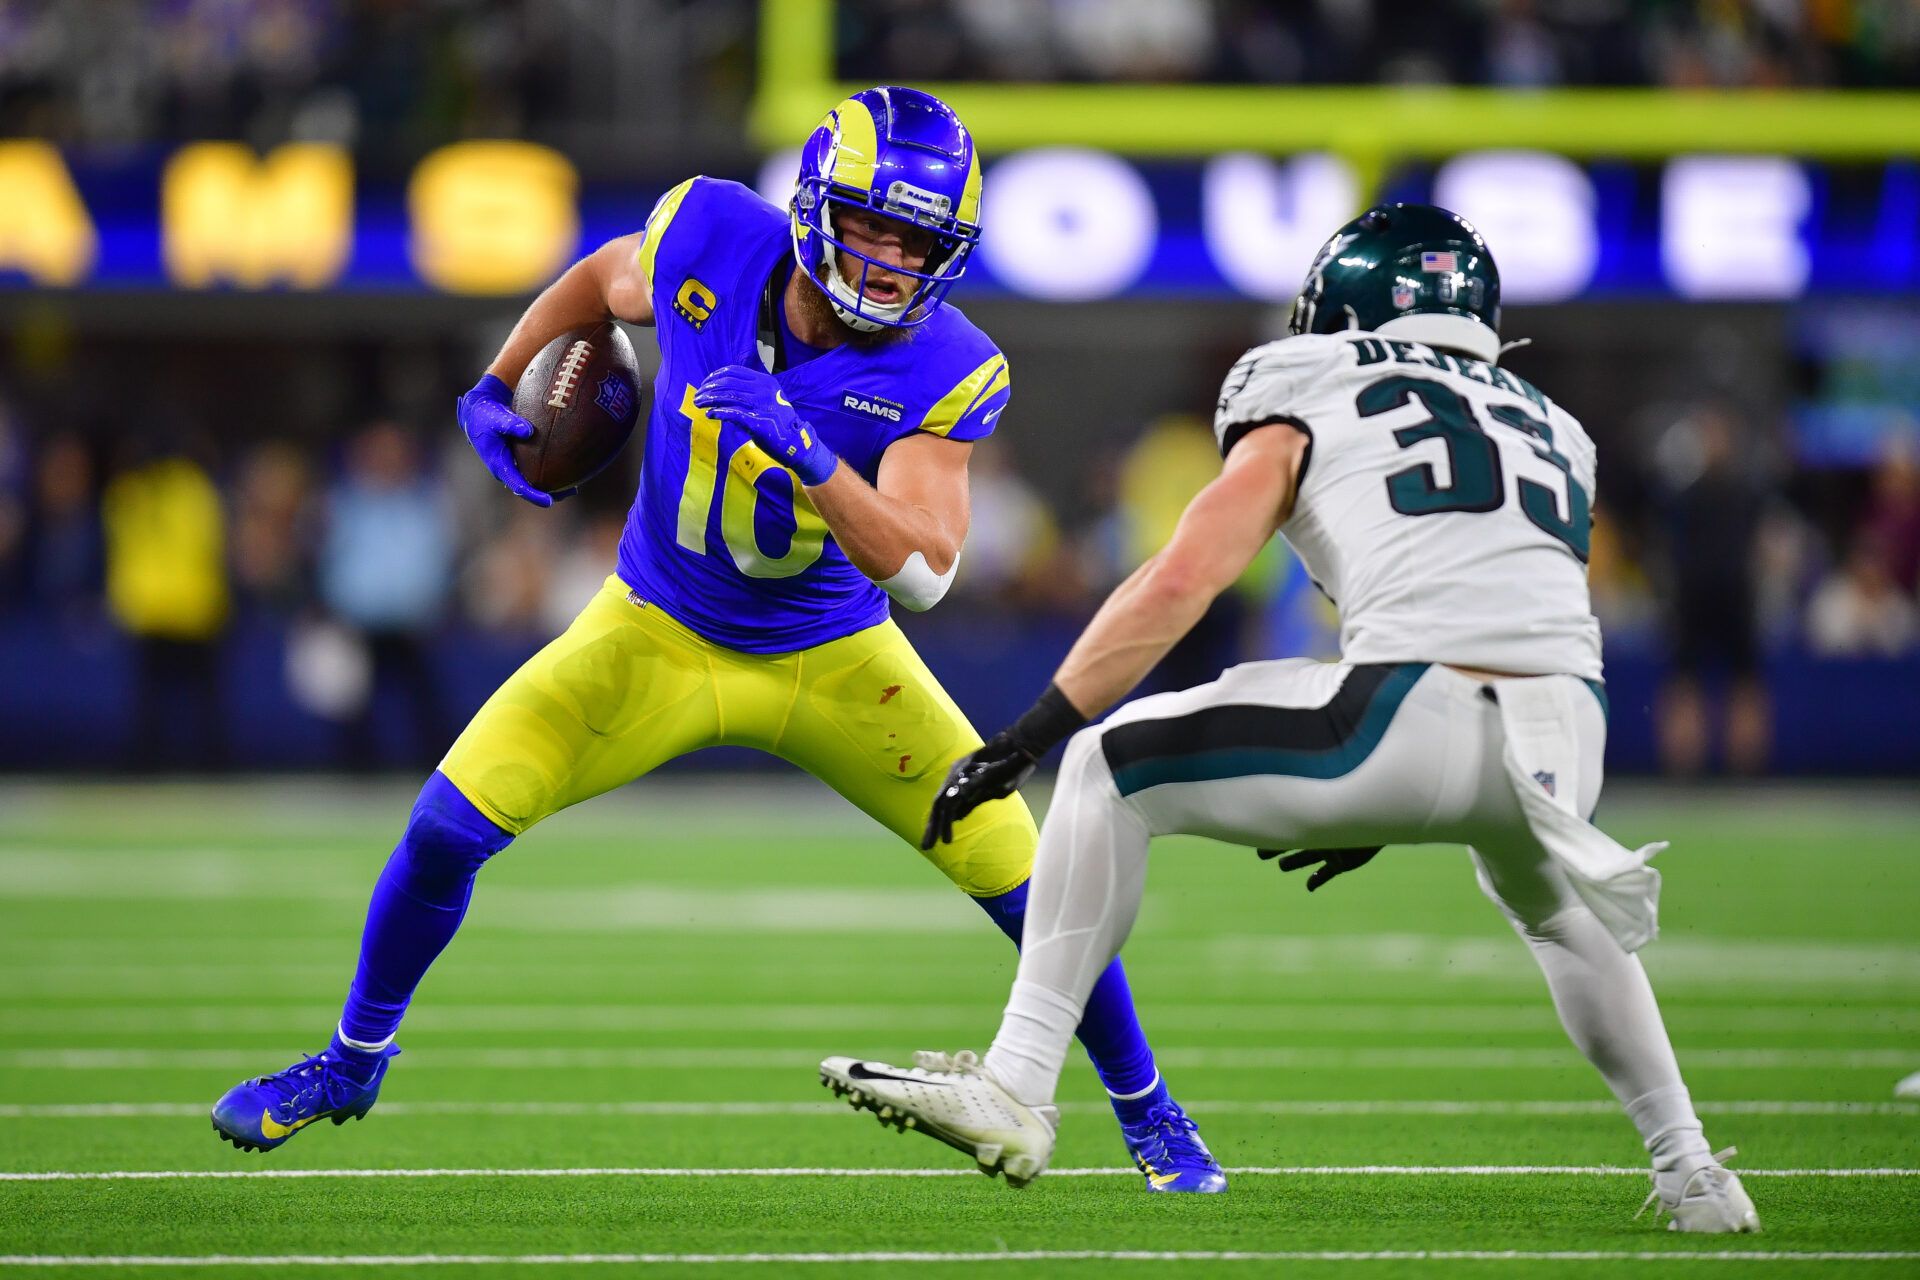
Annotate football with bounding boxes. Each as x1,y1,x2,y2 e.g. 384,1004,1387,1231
510,321,645,493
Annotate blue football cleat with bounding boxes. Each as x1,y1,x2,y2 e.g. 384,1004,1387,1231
1121,1098,1228,1193
210,1046,399,1153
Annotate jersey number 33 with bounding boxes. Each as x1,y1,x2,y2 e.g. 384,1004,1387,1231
1359,374,1591,563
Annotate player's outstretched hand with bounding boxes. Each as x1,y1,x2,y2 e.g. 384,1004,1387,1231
458,374,566,508
1258,846,1382,892
922,733,1038,850
693,365,839,486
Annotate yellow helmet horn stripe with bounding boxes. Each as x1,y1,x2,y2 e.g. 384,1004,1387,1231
826,97,879,192
957,145,983,227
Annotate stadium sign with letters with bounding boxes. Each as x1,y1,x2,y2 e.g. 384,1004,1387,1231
0,140,1913,303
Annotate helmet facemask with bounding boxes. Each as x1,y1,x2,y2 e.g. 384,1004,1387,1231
794,179,977,333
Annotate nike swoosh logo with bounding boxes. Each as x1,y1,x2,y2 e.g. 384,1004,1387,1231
847,1062,950,1086
1149,1171,1181,1189
981,409,1002,426
259,1109,321,1140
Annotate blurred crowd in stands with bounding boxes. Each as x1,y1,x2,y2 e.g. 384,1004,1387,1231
0,0,757,169
3,0,1914,168
841,0,1920,87
2,351,1917,773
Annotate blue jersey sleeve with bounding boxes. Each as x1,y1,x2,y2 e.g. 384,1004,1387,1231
915,349,1010,443
635,176,784,309
634,177,697,299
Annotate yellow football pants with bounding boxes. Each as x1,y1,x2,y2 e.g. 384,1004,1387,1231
438,575,1037,897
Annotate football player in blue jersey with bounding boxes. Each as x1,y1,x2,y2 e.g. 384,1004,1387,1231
210,87,1225,1193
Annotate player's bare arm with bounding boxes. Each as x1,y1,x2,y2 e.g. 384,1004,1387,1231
486,233,652,386
457,233,651,508
807,432,971,610
1053,423,1306,718
920,422,1306,848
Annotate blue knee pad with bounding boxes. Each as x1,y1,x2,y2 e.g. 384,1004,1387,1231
394,771,514,905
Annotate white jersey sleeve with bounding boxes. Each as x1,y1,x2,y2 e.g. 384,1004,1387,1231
1213,334,1349,458
1212,332,1603,680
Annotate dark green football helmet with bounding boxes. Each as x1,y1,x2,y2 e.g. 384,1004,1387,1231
1289,203,1502,362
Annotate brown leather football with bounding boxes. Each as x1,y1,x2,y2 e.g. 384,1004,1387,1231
510,321,644,493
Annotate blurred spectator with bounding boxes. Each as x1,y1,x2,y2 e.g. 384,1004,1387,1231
230,440,315,612
1806,534,1920,657
1585,513,1660,640
0,402,30,603
464,505,561,636
101,442,230,770
1861,436,1920,596
318,420,453,768
1110,413,1272,691
1050,0,1215,81
1649,400,1773,775
951,439,1064,606
28,431,101,617
1486,0,1563,88
541,512,627,635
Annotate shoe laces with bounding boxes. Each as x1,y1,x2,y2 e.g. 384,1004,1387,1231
1637,1145,1738,1220
253,1053,363,1121
912,1049,983,1075
1126,1101,1209,1171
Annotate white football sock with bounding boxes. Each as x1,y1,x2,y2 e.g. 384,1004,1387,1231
1108,1070,1162,1102
334,1023,394,1055
985,733,1152,1108
1510,903,1711,1173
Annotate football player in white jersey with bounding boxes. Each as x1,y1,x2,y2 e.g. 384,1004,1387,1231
819,204,1761,1233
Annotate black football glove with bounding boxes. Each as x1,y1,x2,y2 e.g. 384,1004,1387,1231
1258,845,1382,892
921,732,1037,850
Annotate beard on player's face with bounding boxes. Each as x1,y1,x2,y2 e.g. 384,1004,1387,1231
796,263,912,348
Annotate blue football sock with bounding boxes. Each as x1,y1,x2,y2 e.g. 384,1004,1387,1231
326,1027,386,1085
974,880,1161,1099
336,771,513,1049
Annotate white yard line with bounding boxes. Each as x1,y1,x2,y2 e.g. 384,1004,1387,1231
6,1002,1914,1035
5,1047,1913,1070
12,935,1920,989
2,1165,1914,1182
3,1099,1916,1120
2,1250,1919,1267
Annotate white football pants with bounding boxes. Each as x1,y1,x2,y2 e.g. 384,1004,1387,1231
985,660,1711,1176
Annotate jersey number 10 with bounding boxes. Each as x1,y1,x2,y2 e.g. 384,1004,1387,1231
1358,375,1591,563
674,385,830,578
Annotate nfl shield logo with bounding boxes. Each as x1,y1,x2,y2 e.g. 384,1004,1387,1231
1532,770,1557,797
595,372,633,422
1421,250,1459,273
1392,283,1416,309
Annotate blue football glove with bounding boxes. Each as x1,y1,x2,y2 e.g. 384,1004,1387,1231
692,365,839,487
457,373,570,508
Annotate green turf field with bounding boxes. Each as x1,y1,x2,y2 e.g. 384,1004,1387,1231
1,778,1916,1278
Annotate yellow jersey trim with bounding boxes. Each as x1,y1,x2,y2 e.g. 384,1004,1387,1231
918,353,1010,438
635,177,696,293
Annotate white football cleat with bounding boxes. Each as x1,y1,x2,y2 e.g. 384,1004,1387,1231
819,1049,1059,1188
1638,1146,1762,1233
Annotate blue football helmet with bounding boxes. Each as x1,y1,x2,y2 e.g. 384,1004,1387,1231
792,86,983,331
